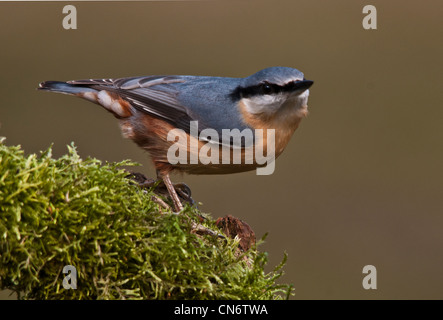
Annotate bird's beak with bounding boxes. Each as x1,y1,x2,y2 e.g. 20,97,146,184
293,80,314,93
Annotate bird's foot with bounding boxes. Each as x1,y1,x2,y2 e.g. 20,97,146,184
127,172,221,238
127,172,195,212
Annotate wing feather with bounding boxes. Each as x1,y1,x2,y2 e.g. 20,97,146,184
68,75,252,148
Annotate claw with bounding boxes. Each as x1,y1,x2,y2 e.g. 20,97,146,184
128,171,195,212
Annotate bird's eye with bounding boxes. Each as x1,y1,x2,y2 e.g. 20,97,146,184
261,82,273,95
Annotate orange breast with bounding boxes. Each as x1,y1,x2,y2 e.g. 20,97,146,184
118,101,303,175
237,100,302,158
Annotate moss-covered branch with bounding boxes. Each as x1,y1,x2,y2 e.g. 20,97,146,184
0,137,293,299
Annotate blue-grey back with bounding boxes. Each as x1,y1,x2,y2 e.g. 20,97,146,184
173,76,249,134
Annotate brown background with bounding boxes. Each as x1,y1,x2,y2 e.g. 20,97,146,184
1,0,442,299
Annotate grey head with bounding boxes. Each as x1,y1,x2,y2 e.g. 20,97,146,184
243,66,305,87
232,66,314,117
232,66,313,99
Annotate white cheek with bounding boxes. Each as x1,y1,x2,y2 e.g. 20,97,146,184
242,95,283,115
286,90,309,107
281,90,310,118
299,89,310,106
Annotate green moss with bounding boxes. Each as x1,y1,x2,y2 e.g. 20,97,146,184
0,137,293,300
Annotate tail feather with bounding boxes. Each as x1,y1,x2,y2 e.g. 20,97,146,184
38,80,132,118
38,81,97,96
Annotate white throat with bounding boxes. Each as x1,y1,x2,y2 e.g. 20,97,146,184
242,89,310,120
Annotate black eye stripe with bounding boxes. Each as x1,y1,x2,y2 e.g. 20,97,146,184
230,80,301,100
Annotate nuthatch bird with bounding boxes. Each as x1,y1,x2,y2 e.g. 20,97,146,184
38,67,313,212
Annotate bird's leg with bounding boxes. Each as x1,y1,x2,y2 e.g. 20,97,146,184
134,172,223,237
135,170,193,207
140,180,192,200
160,172,184,213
